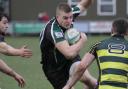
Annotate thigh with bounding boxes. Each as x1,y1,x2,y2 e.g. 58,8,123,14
69,55,81,75
69,61,80,76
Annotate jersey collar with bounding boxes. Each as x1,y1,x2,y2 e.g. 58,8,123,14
55,17,67,32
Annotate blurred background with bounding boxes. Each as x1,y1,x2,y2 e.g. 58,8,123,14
0,0,127,89
1,0,128,35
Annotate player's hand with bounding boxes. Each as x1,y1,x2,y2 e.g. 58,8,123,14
20,45,32,58
14,73,26,88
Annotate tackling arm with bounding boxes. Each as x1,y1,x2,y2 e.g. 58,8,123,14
0,59,18,77
0,42,32,58
0,59,26,87
63,53,95,89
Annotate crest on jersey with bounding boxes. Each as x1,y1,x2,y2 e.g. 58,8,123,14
55,32,63,38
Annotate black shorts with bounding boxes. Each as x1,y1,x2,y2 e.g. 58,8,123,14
42,63,71,89
42,56,81,89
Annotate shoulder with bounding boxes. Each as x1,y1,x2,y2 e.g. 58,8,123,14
46,18,62,32
92,38,111,48
72,6,80,14
44,18,62,36
72,6,80,18
88,41,101,55
91,41,101,49
48,19,65,43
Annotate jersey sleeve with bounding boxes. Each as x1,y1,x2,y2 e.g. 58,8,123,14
72,6,80,20
51,22,65,44
89,42,101,57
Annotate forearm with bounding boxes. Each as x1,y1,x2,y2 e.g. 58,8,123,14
6,48,21,56
65,35,87,59
64,41,85,59
65,63,85,88
66,53,95,88
69,37,86,57
0,60,17,77
4,45,32,58
0,42,22,56
56,36,86,59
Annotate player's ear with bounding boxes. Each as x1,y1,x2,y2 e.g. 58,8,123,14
56,15,60,20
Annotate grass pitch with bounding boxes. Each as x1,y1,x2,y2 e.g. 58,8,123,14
0,35,109,89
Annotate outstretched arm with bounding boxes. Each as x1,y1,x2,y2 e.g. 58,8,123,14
0,59,25,87
63,53,95,89
0,42,32,58
77,0,94,12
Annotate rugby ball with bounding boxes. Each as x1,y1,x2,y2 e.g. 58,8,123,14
65,28,80,45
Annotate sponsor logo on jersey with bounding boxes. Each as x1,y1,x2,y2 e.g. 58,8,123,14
55,32,63,38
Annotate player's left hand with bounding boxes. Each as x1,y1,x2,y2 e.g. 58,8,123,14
14,73,26,88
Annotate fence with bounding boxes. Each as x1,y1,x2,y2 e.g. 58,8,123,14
7,21,112,35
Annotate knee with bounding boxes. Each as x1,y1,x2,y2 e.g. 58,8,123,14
78,62,86,72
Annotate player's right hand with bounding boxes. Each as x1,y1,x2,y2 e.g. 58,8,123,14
20,45,32,58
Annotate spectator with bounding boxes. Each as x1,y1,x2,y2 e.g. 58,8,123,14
38,12,49,22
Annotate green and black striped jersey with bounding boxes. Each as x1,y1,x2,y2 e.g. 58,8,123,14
89,35,128,89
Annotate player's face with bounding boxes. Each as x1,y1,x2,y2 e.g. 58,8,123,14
57,11,73,29
0,17,8,34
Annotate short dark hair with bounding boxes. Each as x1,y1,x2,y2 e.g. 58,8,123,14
56,3,72,15
112,18,128,35
0,13,9,21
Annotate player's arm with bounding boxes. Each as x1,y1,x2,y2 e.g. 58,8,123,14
0,42,32,58
55,32,87,59
77,0,94,13
63,53,95,89
0,59,25,87
63,42,99,89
